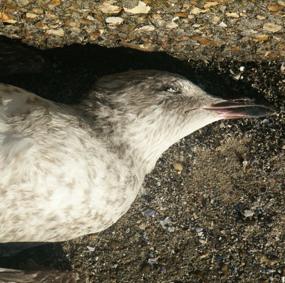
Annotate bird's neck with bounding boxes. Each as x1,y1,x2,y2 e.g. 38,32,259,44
78,98,220,177
110,108,221,176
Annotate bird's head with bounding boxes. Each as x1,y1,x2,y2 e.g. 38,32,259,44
92,70,274,172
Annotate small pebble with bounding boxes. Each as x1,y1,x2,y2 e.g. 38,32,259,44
218,21,227,28
263,23,282,33
204,2,219,9
257,15,266,20
196,227,204,237
166,22,178,29
0,12,17,24
191,7,207,15
46,28,65,37
147,257,158,266
26,12,38,19
135,25,155,32
124,1,151,14
226,12,239,18
242,160,249,170
254,34,270,42
105,17,124,25
212,16,220,24
122,0,139,9
142,208,157,217
17,0,30,6
280,62,285,74
244,209,254,217
160,217,175,232
86,246,95,252
100,1,121,14
173,162,183,173
267,3,284,12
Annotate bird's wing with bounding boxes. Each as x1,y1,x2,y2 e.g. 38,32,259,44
0,84,52,120
0,84,53,166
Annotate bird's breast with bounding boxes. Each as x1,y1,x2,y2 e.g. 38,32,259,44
0,149,141,242
0,109,142,242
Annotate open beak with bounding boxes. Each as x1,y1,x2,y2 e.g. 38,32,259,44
204,98,274,119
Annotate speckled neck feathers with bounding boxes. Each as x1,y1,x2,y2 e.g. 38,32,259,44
77,70,222,174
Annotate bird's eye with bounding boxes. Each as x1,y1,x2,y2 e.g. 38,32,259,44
161,85,181,94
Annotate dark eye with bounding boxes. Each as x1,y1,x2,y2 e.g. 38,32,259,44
161,85,181,94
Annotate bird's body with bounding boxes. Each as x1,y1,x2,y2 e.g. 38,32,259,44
0,70,272,243
0,83,140,242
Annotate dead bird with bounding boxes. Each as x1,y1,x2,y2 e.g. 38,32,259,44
0,70,273,243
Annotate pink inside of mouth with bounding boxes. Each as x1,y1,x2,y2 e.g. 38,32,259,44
217,110,248,119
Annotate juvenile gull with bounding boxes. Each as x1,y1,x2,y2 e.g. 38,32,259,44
0,70,272,243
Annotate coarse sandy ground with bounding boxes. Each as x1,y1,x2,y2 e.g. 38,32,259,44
0,39,284,282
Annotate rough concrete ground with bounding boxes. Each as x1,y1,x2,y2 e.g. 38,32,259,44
1,0,284,61
0,40,284,282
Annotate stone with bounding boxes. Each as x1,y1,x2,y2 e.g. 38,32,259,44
173,162,183,173
0,12,16,24
204,2,219,9
219,21,227,28
263,23,282,33
17,0,30,6
212,16,220,24
267,3,284,12
135,25,155,32
244,209,254,217
122,0,139,9
124,1,151,14
226,12,239,18
254,34,270,42
166,17,179,29
105,17,124,25
191,7,207,15
26,12,38,19
257,15,266,20
46,28,65,37
100,1,121,14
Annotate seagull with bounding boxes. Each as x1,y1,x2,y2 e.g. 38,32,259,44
0,70,273,244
